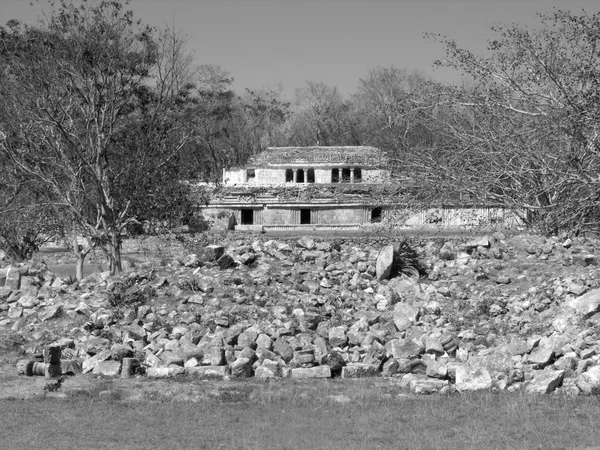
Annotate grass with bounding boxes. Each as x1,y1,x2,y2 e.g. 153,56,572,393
2,379,600,449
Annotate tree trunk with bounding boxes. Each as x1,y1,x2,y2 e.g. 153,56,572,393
72,237,88,281
107,233,122,275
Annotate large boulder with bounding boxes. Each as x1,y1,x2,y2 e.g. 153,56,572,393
526,369,564,394
392,303,419,332
376,245,395,281
566,288,600,317
455,365,493,392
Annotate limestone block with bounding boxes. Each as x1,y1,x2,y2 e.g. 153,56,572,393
390,339,423,360
291,365,331,379
230,357,253,378
376,245,394,281
392,303,419,332
82,350,111,374
526,369,564,394
93,360,121,377
425,360,448,379
526,345,554,368
328,326,348,348
576,365,600,395
410,378,449,395
455,365,493,392
203,245,225,261
185,365,229,379
341,363,379,378
217,254,235,270
566,288,600,317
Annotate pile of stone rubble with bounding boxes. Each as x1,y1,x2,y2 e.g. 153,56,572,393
2,232,600,396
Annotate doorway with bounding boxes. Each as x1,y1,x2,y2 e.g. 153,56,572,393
300,209,311,225
241,209,254,225
371,207,382,223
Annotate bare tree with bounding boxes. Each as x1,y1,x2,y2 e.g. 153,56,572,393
414,10,600,234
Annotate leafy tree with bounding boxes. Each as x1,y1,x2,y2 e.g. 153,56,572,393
0,1,171,274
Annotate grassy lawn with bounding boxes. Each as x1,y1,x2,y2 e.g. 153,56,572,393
2,382,600,450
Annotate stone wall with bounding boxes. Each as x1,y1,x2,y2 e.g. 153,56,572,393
256,168,286,184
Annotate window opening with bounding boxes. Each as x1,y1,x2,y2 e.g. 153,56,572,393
342,168,351,183
354,168,362,182
307,169,315,183
241,209,254,225
331,168,340,183
285,169,293,182
246,169,255,182
300,209,311,225
371,207,382,223
297,169,305,183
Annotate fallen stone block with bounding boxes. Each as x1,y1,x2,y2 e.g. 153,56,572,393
291,365,331,379
185,365,230,379
410,378,449,395
341,363,380,379
525,369,564,394
455,365,493,392
93,360,121,377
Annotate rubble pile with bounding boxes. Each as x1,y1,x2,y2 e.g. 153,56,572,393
2,232,600,396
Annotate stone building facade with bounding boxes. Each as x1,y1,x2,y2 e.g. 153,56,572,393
197,145,521,231
201,146,392,229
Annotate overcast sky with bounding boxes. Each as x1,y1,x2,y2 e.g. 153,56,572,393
2,0,599,97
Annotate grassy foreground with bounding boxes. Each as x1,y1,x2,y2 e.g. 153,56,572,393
2,382,600,450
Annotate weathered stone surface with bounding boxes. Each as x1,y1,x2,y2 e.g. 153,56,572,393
217,254,235,270
291,365,331,379
425,336,444,356
82,350,111,374
328,326,348,348
38,305,62,322
376,245,394,281
425,360,448,379
455,365,493,392
392,303,419,332
203,245,225,261
410,378,449,395
230,357,253,378
185,366,229,379
341,363,379,378
297,236,316,250
390,339,422,360
566,288,600,317
526,345,554,368
526,369,564,394
576,365,600,395
93,360,121,377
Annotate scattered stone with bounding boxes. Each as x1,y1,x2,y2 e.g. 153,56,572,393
455,365,493,392
291,366,331,379
526,369,564,394
376,245,394,281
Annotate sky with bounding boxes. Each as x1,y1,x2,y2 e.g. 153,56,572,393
2,0,600,98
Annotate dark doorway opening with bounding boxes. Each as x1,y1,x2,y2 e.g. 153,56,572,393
371,207,382,223
297,169,305,183
354,168,362,182
307,169,315,183
285,169,293,182
246,169,255,182
342,168,351,183
241,209,254,225
331,168,339,183
300,209,311,225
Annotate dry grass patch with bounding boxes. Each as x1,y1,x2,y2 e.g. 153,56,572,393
1,379,600,449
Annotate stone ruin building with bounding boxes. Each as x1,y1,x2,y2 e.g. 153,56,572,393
197,146,520,231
